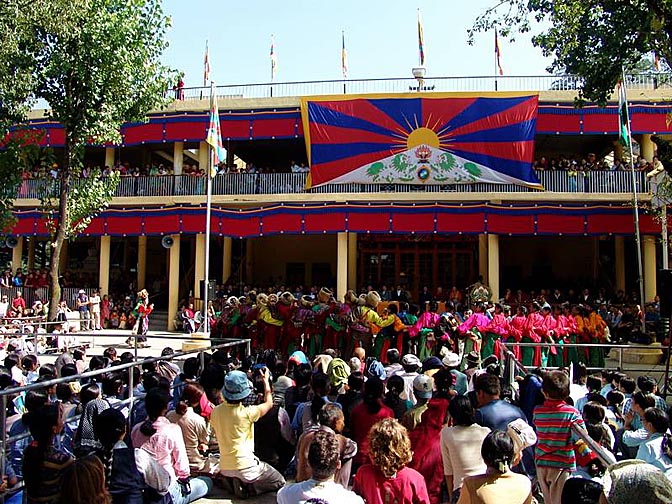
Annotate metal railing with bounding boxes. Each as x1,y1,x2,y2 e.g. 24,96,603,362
15,171,650,199
174,73,672,100
0,336,251,502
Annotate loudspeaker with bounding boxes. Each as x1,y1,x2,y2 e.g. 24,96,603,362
5,237,18,249
161,236,174,249
657,269,672,318
199,280,216,301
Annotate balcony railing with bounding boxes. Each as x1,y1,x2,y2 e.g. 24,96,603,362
174,73,672,100
15,171,649,200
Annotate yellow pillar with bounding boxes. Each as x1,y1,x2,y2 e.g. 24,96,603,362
173,142,183,175
11,237,23,272
222,237,232,284
194,234,205,302
640,134,655,162
478,234,489,283
27,239,36,270
615,236,626,292
487,234,500,302
98,236,111,296
104,147,115,168
245,239,254,283
198,141,208,175
337,232,348,301
613,140,624,162
347,232,357,291
643,236,657,302
167,235,181,331
137,235,147,290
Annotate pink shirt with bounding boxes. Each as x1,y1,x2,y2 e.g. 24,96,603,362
486,313,509,336
408,312,441,338
131,416,190,480
353,465,430,504
458,313,490,335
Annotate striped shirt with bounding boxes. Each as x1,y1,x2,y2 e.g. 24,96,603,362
533,399,584,470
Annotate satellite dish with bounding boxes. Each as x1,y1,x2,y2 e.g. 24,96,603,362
161,236,174,249
6,237,19,249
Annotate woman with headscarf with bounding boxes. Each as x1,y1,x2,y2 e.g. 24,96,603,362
75,387,111,457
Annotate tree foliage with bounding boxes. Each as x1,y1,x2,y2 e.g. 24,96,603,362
469,0,672,105
0,0,177,319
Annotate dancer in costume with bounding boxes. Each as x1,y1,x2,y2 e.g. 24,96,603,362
507,306,527,362
127,289,153,348
483,303,509,361
256,293,284,351
458,302,490,369
522,302,543,367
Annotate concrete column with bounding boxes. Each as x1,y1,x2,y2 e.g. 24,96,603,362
167,235,181,331
104,147,115,168
222,237,232,284
337,232,348,301
98,236,111,296
11,237,23,272
347,232,357,291
478,234,489,283
487,234,500,302
137,235,147,290
194,234,205,301
640,134,655,162
27,239,36,270
198,141,209,175
643,235,657,303
245,239,254,284
173,142,184,175
615,236,626,293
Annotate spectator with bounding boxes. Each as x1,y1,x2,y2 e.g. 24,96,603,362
441,395,490,503
636,407,672,479
210,368,285,496
76,289,91,331
458,430,532,504
352,417,429,504
278,430,363,503
59,455,110,504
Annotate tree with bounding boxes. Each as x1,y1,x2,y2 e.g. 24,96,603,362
1,0,177,320
469,1,672,105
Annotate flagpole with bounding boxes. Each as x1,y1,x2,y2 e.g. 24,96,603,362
622,69,646,325
202,82,215,336
494,30,499,91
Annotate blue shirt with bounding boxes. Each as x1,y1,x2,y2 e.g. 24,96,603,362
636,432,672,479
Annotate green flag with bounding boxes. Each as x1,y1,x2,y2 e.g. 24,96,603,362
618,80,630,148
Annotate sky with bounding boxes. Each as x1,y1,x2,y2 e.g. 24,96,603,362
161,0,553,88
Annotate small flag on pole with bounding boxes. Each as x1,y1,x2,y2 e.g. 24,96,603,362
618,79,631,148
495,30,504,76
341,31,348,79
206,83,226,176
417,9,425,66
270,35,277,81
203,41,210,87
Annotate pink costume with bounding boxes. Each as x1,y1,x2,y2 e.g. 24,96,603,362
408,311,442,338
458,313,490,335
524,312,544,366
540,313,558,356
508,315,527,361
485,313,510,359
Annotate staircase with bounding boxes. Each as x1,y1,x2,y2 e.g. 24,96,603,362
149,309,170,332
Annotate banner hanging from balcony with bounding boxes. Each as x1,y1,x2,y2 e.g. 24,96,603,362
301,93,541,189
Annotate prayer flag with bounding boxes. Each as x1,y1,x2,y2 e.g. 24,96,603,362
203,41,210,86
417,9,425,66
618,79,630,148
206,83,225,175
495,30,504,76
270,35,277,80
341,31,348,79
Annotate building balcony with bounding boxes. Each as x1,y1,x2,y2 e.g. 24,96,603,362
14,170,649,203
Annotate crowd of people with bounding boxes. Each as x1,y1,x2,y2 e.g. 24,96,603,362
533,153,664,175
0,317,671,503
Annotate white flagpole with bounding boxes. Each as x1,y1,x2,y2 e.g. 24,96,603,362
622,69,646,324
203,82,215,335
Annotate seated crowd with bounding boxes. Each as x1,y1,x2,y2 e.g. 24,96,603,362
1,317,671,504
533,153,664,174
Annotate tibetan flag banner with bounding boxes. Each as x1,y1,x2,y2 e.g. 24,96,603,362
203,42,210,86
206,84,226,175
301,93,541,189
618,80,630,148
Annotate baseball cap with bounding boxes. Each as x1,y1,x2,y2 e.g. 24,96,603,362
402,354,421,368
442,351,461,368
223,371,252,401
413,374,434,399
